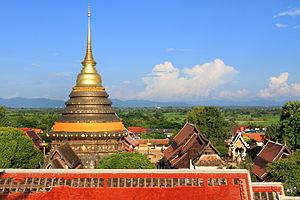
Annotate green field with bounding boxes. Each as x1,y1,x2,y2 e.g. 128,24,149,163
1,106,281,132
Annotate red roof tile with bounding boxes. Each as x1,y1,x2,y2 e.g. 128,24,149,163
127,127,148,134
242,133,265,142
252,140,291,180
137,139,169,145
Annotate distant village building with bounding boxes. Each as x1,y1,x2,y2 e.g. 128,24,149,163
242,132,266,147
136,139,169,163
123,136,139,152
17,128,44,151
252,140,291,181
160,123,224,169
127,126,148,138
227,132,250,164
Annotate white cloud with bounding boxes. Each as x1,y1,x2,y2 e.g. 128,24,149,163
31,63,41,68
165,47,192,53
219,89,249,99
275,23,288,28
274,8,300,18
258,72,300,99
134,59,238,101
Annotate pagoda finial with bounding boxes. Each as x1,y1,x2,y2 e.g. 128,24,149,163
76,0,102,87
82,0,96,67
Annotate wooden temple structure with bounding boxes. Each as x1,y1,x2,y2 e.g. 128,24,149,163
160,123,224,169
45,1,133,169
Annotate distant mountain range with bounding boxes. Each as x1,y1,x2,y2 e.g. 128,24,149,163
0,97,285,108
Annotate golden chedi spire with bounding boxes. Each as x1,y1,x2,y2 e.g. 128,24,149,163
76,0,102,87
49,0,126,138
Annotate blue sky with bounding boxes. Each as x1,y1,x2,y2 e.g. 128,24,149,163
0,0,299,102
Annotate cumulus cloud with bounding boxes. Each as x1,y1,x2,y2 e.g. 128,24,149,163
135,59,238,101
274,8,300,18
258,72,300,99
219,89,249,99
275,23,288,28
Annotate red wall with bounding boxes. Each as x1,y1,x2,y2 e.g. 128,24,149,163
1,171,253,200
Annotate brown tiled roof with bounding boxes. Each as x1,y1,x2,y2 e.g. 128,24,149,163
163,123,220,169
252,140,291,180
253,157,268,180
170,152,189,167
196,154,225,166
137,139,169,145
258,141,290,162
51,159,64,169
26,130,41,141
55,143,82,169
180,134,199,153
124,136,139,147
164,147,181,161
173,123,196,146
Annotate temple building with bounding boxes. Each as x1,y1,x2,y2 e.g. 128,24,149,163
252,140,291,181
160,123,224,169
46,2,129,169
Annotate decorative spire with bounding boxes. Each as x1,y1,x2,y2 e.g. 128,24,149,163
82,0,96,66
76,0,102,87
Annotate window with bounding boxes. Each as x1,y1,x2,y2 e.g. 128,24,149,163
91,178,98,187
119,178,125,187
220,178,227,185
179,178,185,186
192,178,199,186
261,192,268,200
166,179,172,187
254,192,260,200
145,178,152,187
173,178,179,187
199,179,204,186
159,178,166,187
208,178,227,186
267,192,275,200
233,179,239,185
138,178,145,187
132,178,138,187
186,178,192,186
153,178,158,187
126,178,132,187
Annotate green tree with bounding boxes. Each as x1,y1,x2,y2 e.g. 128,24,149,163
0,127,44,168
279,101,300,150
187,106,232,149
268,151,300,196
0,107,8,127
267,101,300,150
97,152,155,169
141,131,167,139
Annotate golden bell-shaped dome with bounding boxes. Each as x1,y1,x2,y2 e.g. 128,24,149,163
76,64,102,87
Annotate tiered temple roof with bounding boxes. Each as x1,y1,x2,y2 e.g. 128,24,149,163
48,1,127,140
252,140,291,180
162,123,223,169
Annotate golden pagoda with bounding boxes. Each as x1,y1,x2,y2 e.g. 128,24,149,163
46,0,128,169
